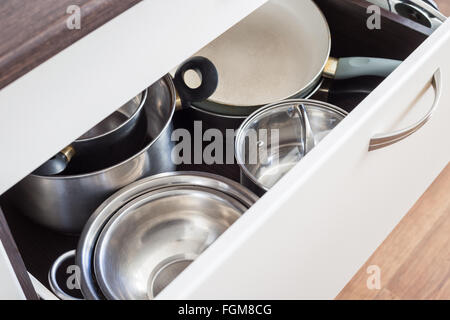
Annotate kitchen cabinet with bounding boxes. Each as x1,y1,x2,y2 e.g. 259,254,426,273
0,0,448,299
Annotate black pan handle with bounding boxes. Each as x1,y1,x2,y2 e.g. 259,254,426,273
329,76,383,96
174,56,219,109
311,77,384,113
328,77,384,113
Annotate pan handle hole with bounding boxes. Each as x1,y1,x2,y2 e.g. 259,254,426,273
183,69,203,89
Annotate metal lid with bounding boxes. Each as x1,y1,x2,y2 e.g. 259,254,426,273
235,99,347,191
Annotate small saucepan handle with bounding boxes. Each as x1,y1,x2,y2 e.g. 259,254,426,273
48,250,83,300
173,56,219,109
34,145,75,176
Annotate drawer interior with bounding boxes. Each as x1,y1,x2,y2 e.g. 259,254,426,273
0,0,432,298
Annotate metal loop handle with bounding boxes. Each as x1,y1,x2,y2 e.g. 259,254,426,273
295,104,315,153
369,69,442,151
48,250,83,300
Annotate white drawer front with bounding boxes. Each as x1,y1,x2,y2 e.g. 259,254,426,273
158,20,450,299
0,0,268,195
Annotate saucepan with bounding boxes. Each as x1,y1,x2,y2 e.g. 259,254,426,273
187,0,402,119
6,57,218,233
48,172,258,300
235,99,348,196
34,93,146,176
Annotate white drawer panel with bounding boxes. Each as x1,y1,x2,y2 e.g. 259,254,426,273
0,0,268,195
158,20,450,299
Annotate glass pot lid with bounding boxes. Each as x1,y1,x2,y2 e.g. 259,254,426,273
235,99,347,190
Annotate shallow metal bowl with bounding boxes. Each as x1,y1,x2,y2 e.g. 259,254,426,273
76,171,258,300
94,186,246,299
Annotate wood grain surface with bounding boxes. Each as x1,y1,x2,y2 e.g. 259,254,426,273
337,163,450,300
0,0,142,90
436,0,450,16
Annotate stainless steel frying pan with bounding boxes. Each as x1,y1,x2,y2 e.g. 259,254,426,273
189,0,402,116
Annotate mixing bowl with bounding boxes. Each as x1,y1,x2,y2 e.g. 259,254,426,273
94,186,247,299
49,172,258,299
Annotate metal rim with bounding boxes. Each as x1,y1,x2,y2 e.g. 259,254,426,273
147,253,198,299
31,75,176,180
75,92,146,143
76,171,258,300
191,78,325,118
235,99,348,191
190,103,248,120
93,186,248,300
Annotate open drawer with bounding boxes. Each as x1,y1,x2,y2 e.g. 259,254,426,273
157,14,450,301
1,0,449,299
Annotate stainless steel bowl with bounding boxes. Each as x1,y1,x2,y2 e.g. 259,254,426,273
235,99,347,195
75,172,258,300
33,93,146,176
77,93,144,142
94,186,247,299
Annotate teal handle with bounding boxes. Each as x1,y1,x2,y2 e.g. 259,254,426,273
335,57,402,80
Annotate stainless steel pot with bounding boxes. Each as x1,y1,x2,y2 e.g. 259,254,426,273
6,57,219,233
49,172,258,300
235,99,348,196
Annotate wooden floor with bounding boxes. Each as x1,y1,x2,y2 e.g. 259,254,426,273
437,0,450,16
337,163,450,300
